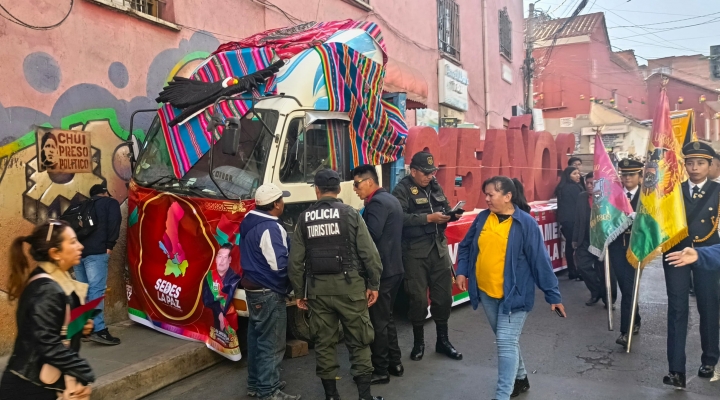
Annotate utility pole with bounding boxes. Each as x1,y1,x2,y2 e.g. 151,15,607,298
524,3,535,116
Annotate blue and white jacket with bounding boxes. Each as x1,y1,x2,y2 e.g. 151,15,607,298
456,205,562,314
240,210,291,295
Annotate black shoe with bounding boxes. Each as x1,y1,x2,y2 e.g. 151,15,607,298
410,326,424,361
698,365,715,378
354,375,383,400
632,323,641,335
615,333,628,348
603,303,617,310
662,372,686,389
689,288,695,296
388,364,404,377
370,374,389,385
89,328,121,345
321,378,340,400
435,324,463,360
510,376,530,397
575,276,583,281
585,295,602,306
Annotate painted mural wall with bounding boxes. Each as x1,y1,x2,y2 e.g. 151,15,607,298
0,0,525,354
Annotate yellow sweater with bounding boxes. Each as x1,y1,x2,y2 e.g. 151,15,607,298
475,213,513,299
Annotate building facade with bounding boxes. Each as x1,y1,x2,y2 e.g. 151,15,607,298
0,0,525,353
529,12,649,157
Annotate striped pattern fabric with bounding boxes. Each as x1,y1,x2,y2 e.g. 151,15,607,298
315,42,407,167
158,47,278,178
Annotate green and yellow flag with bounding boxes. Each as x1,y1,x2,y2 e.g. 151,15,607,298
627,89,688,268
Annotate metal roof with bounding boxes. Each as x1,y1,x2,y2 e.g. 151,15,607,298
532,12,605,42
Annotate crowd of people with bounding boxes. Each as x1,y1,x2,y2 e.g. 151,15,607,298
556,143,720,390
3,145,720,400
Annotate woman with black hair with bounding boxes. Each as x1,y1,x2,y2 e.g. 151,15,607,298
555,167,584,280
456,176,565,400
1,221,95,399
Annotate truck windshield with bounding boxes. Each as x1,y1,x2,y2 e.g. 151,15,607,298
134,110,278,200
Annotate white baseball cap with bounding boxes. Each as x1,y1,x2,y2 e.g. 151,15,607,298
254,183,290,206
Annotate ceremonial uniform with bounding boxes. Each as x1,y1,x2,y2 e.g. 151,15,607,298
662,142,720,388
288,169,383,400
609,159,643,347
392,152,462,361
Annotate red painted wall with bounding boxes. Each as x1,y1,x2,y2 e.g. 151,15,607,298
533,25,649,120
647,75,720,139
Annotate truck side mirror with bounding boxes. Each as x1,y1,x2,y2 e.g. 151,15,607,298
222,119,241,156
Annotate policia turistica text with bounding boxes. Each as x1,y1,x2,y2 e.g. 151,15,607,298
391,151,464,361
289,169,385,400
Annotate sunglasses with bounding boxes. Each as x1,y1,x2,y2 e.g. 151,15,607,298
353,178,370,188
46,219,63,242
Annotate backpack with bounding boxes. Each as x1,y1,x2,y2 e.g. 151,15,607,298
60,198,98,240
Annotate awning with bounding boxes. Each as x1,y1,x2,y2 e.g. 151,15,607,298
384,57,428,110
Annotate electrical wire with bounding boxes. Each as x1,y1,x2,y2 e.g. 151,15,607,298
608,12,720,29
0,0,73,30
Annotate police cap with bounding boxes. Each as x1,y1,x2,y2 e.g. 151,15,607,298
409,151,439,173
682,141,716,160
314,168,341,187
618,158,644,174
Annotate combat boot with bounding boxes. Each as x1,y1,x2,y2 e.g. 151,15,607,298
410,325,425,361
435,324,462,360
354,375,384,400
322,378,340,400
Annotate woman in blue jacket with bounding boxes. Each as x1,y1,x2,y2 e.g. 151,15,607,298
456,176,566,400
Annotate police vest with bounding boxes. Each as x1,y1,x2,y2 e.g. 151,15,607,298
401,179,448,239
684,182,720,247
301,201,353,277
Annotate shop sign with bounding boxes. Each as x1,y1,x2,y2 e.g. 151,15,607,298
559,117,574,128
36,128,92,173
438,59,469,111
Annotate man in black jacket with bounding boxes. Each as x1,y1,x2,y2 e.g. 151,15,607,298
74,184,122,345
352,165,405,385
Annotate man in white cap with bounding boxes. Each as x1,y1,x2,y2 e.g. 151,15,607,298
240,184,300,400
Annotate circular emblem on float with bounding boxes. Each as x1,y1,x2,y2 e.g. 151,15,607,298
137,193,215,321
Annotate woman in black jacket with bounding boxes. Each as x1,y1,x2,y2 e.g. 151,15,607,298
554,167,584,280
1,221,95,399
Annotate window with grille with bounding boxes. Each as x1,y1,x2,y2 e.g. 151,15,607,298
126,0,164,18
438,0,460,60
499,7,512,61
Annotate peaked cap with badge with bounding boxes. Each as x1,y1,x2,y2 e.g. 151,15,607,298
682,141,716,160
409,151,439,173
618,158,644,174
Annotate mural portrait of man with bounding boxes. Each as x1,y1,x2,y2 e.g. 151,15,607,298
40,131,59,171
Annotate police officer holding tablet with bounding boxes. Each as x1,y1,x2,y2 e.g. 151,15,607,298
392,151,464,362
289,169,384,400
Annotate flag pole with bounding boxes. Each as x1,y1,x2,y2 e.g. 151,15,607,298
626,264,643,353
604,246,613,331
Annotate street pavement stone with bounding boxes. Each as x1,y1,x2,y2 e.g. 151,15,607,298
144,260,719,399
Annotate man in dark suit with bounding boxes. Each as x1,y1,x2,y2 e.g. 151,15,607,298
662,142,720,389
352,165,405,384
573,173,608,306
609,159,644,349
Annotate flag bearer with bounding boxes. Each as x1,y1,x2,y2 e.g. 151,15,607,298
610,159,644,348
661,142,720,389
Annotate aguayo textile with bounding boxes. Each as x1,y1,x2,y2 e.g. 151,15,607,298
627,89,688,268
588,133,633,259
214,19,386,62
158,47,279,178
315,43,407,166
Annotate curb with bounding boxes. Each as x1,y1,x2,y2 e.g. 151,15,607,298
93,342,224,400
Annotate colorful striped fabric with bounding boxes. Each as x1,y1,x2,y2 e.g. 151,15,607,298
315,42,407,167
158,47,279,178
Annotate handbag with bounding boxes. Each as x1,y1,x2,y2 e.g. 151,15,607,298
27,273,91,399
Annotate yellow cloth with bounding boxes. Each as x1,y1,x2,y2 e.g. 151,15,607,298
475,213,513,299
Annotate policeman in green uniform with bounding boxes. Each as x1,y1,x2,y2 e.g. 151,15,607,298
289,169,384,400
392,151,463,361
